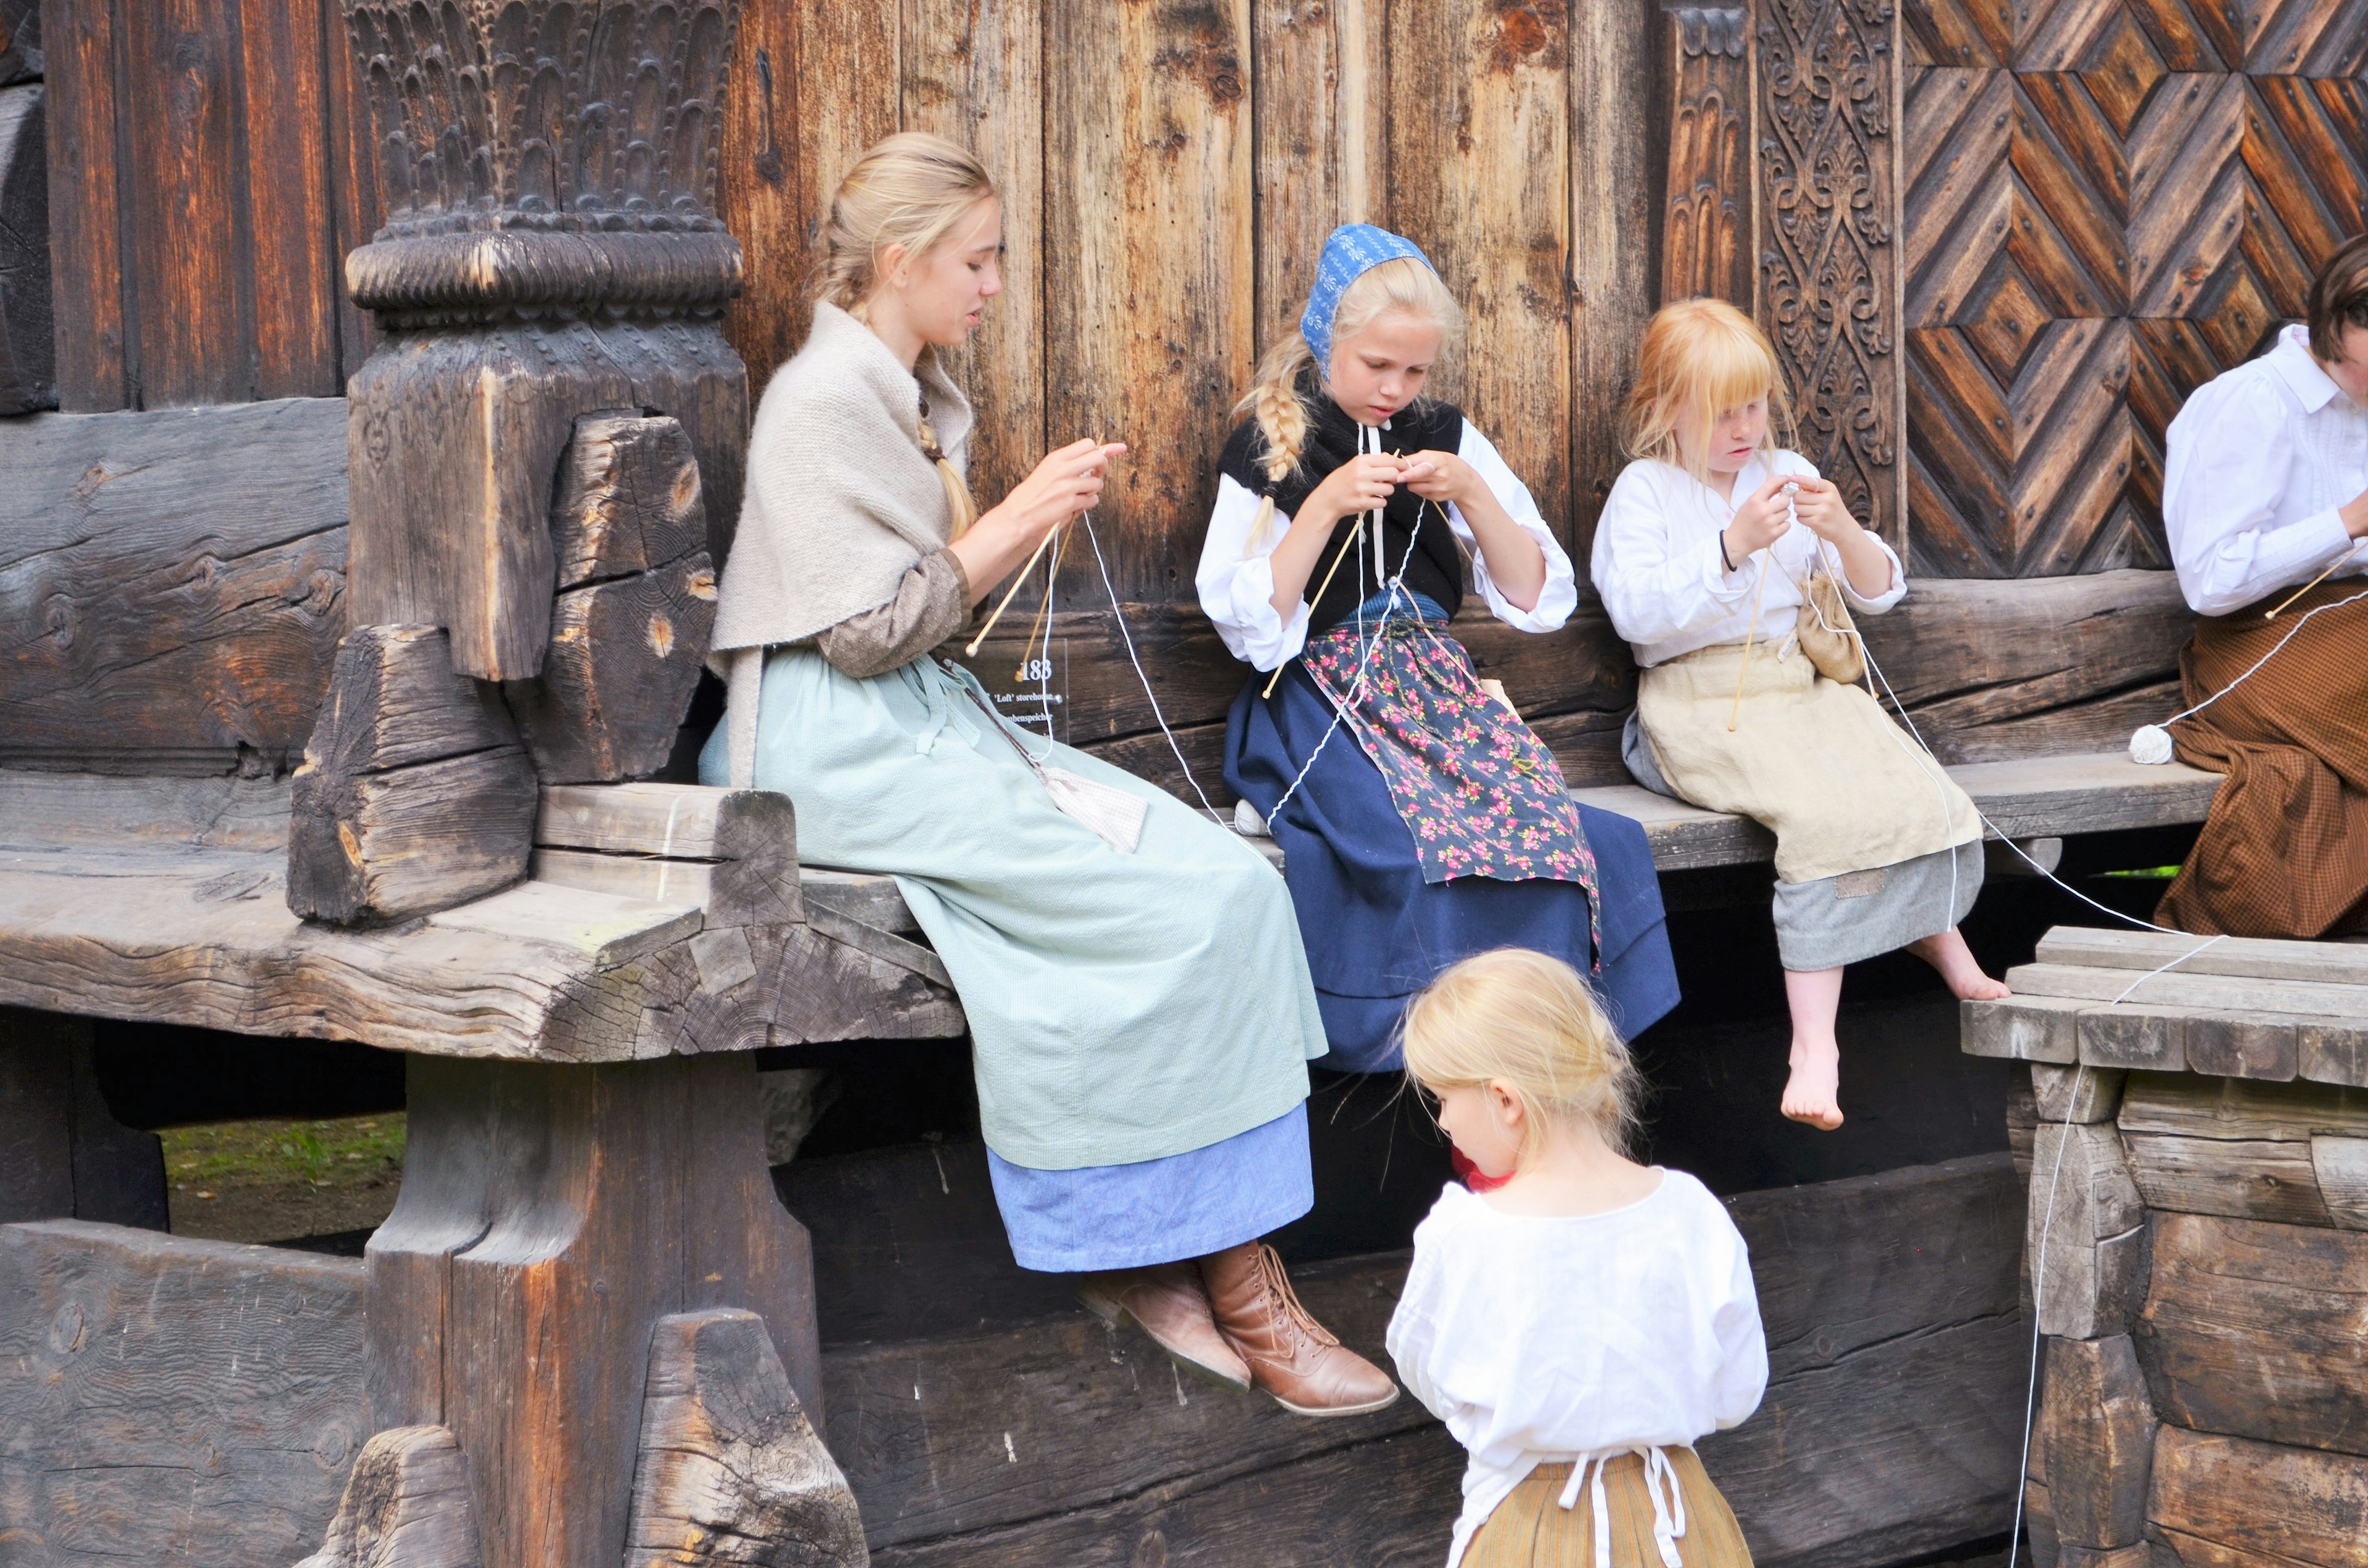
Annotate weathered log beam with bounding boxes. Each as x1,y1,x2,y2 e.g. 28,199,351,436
0,1220,370,1566
0,80,51,413
2041,1335,2158,1553
296,1426,485,1568
0,398,349,774
503,414,718,784
535,779,804,927
2146,1426,2368,1566
624,1310,866,1568
2028,1120,2149,1340
287,626,540,927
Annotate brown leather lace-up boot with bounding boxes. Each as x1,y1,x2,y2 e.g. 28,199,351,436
1199,1241,1400,1416
1079,1262,1252,1391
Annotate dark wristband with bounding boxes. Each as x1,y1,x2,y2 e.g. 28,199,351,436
1719,530,1737,574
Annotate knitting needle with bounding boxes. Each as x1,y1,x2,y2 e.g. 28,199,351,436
966,521,1062,656
1263,521,1367,698
2261,543,2363,620
1014,527,1064,682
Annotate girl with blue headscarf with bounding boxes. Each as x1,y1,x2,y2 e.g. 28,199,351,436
1198,225,1680,1084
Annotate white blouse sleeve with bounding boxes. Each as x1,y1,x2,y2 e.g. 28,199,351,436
2164,376,2359,617
1588,461,1762,647
1196,472,1316,671
1791,452,1907,616
1709,1223,1770,1431
1449,425,1577,631
1383,1224,1458,1424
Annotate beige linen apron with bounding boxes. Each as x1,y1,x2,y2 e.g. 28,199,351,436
1635,640,1978,885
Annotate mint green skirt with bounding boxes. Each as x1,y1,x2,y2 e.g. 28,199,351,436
704,647,1325,1173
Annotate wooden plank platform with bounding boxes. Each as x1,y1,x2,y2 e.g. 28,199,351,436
1965,927,2368,1089
0,771,961,1062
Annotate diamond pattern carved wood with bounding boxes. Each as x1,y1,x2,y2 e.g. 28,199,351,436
1902,0,2368,575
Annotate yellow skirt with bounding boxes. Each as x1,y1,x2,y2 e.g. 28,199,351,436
1635,640,1977,884
1461,1450,1754,1568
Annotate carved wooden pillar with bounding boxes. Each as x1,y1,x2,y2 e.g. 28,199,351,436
337,0,749,686
1757,0,1906,548
1662,5,1754,309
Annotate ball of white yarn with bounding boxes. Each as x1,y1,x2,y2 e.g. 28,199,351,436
1234,798,1272,837
2128,724,2175,765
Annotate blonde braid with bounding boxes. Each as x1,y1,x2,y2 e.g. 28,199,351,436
1235,334,1315,554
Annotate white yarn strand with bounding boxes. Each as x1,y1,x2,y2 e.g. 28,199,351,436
2126,585,2368,763
1075,510,1227,824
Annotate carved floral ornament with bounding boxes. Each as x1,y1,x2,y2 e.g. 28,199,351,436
342,0,744,239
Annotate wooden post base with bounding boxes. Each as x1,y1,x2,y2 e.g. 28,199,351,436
0,1006,166,1229
365,1051,821,1568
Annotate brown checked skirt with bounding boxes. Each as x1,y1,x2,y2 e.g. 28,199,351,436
2158,578,2368,938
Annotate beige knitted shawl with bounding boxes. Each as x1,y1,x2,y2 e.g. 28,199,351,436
709,301,973,784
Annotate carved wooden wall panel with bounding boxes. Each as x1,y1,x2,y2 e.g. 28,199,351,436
1902,0,2368,576
1664,6,1755,310
1760,0,1907,547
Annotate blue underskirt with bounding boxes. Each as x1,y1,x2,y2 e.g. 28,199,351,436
985,1103,1314,1273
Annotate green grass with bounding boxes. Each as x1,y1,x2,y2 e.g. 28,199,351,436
2094,866,2182,879
162,1113,406,1193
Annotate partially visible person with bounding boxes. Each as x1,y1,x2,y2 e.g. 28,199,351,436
1386,949,1767,1568
1590,298,2005,1131
1199,224,1679,1076
704,132,1396,1416
2156,232,2368,937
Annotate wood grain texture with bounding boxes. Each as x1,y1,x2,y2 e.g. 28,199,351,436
1901,10,2368,578
622,1310,866,1568
1044,0,1252,602
2137,1210,2368,1458
236,0,340,401
2028,1120,2148,1339
0,398,349,774
287,626,537,926
1390,0,1571,549
294,1425,483,1568
1252,0,1384,350
0,1219,369,1568
38,0,125,410
1762,0,1905,549
1664,6,1754,308
2147,1425,2368,1567
1568,0,1659,559
0,81,52,413
503,555,718,784
2116,1073,2368,1229
535,781,803,927
368,1051,821,1568
904,0,1045,517
717,0,800,384
2041,1334,2157,1550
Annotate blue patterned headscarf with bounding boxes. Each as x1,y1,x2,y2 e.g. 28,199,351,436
1300,224,1436,371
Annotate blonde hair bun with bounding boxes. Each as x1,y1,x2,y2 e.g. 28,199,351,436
1622,297,1798,483
1400,948,1640,1159
818,132,997,320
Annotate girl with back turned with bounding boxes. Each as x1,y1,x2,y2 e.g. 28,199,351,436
1388,949,1767,1567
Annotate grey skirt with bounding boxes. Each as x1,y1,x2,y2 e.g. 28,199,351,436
1770,840,1983,971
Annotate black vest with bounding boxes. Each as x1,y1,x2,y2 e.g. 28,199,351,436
1218,382,1466,640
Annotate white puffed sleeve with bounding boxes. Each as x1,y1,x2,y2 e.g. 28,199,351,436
1196,472,1316,671
2165,376,2358,617
1450,425,1577,631
1708,1223,1770,1431
1589,461,1764,648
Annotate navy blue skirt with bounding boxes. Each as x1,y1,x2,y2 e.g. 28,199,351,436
1226,647,1680,1072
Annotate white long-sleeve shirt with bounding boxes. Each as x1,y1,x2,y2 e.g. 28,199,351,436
1386,1173,1769,1568
1196,423,1578,671
1589,450,1906,667
2163,322,2368,617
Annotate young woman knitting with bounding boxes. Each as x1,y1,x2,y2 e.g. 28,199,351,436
1387,948,1767,1568
1589,299,2007,1131
704,133,1397,1417
1198,224,1679,1073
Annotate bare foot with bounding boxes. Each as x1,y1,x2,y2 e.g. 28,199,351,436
1782,1037,1844,1130
1907,929,2010,1001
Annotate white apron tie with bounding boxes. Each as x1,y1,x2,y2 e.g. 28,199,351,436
1556,1445,1688,1568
